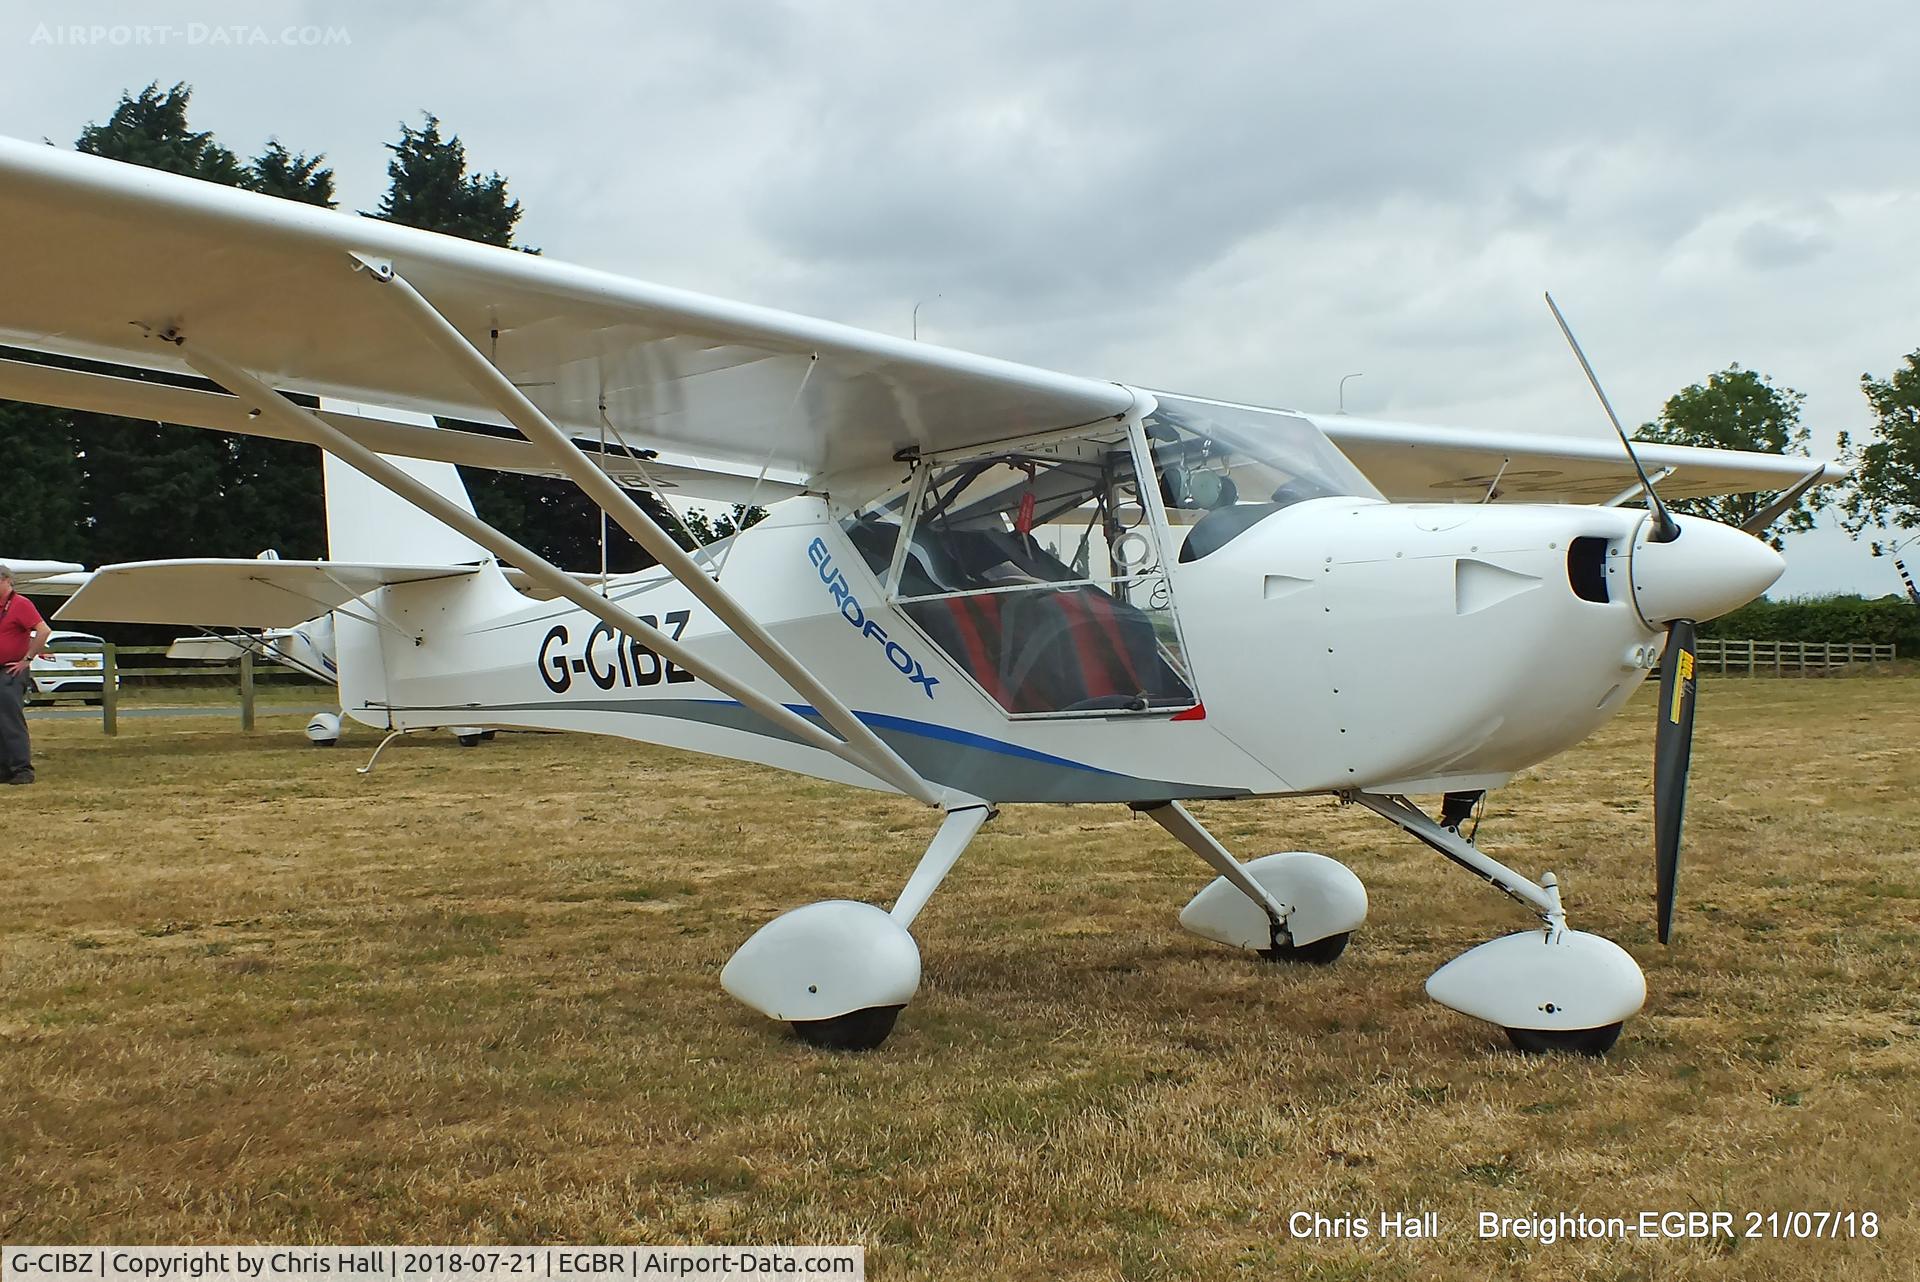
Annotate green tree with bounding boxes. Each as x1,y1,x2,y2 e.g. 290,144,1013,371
683,505,770,545
248,140,336,206
1838,351,1920,555
375,114,528,248
0,401,85,559
75,81,249,184
1635,365,1815,548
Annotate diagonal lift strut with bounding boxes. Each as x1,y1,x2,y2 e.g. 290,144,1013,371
176,342,931,798
342,254,944,808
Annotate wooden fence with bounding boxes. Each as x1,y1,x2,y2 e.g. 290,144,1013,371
31,644,332,735
1694,638,1898,676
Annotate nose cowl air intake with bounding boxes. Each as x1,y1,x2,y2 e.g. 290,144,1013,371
1628,514,1785,627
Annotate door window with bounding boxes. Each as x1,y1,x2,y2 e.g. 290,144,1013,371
848,425,1195,717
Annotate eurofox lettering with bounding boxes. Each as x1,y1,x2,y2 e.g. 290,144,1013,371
808,537,938,698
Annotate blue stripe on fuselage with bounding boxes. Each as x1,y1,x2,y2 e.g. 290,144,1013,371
690,700,1124,777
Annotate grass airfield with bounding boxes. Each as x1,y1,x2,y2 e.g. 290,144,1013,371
4,677,1917,1279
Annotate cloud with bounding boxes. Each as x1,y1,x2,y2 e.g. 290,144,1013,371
1733,207,1838,269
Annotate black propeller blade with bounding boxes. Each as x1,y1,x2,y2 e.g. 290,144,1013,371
1653,619,1699,943
1544,292,1705,940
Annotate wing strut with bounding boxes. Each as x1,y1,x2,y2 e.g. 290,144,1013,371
176,342,932,799
1602,467,1675,509
1738,464,1828,537
340,254,944,808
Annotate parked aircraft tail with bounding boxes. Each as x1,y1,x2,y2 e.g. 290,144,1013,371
319,400,487,564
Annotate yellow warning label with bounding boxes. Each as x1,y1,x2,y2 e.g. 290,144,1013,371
1669,649,1695,722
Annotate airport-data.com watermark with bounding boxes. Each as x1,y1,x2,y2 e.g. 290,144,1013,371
27,22,350,49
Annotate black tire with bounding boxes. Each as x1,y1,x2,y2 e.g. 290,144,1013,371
479,730,497,741
790,1005,903,1051
1505,1022,1624,1057
1261,931,1351,965
456,733,482,748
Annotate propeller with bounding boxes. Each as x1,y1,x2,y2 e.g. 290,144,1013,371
1545,292,1696,941
1653,619,1698,943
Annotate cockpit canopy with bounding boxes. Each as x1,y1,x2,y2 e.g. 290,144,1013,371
840,393,1375,716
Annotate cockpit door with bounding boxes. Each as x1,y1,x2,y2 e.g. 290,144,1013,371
838,417,1200,718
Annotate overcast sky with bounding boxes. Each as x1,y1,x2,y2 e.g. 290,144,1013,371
5,1,1916,595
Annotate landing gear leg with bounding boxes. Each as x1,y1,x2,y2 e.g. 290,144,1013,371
1135,800,1367,964
723,803,995,1051
1351,792,1645,1055
355,729,409,775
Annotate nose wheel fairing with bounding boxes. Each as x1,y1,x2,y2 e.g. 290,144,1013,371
1350,792,1647,1051
1426,929,1646,1046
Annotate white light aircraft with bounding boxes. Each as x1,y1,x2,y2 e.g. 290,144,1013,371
0,137,1844,1053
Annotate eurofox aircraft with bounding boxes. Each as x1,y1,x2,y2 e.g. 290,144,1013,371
0,138,1843,1054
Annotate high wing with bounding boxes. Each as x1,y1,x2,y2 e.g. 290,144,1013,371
57,559,480,629
1314,414,1838,505
0,136,1841,501
0,137,1130,487
0,356,804,505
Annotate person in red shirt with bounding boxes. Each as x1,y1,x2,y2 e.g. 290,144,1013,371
0,565,54,784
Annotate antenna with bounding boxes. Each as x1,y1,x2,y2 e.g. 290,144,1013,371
1338,372,1364,414
1544,293,1679,543
912,294,941,341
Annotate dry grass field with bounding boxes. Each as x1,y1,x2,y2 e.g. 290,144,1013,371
4,677,1918,1279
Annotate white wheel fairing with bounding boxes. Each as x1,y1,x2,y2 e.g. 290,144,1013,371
1426,928,1646,1032
1178,851,1368,950
722,900,921,1022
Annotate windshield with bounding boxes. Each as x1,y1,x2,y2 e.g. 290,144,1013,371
1143,394,1381,561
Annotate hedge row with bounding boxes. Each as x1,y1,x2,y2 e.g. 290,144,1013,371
1701,595,1920,651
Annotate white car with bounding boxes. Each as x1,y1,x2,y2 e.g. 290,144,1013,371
28,630,115,702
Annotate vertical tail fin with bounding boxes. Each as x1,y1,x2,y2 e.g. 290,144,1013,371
319,399,486,564
318,399,489,728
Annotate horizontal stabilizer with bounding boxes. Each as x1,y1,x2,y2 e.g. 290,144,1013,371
0,557,84,578
165,635,252,661
57,558,479,628
5,569,91,598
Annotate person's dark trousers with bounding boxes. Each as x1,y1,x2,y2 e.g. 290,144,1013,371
0,670,32,781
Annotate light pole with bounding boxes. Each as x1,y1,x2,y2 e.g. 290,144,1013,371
1338,372,1365,414
913,294,941,341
